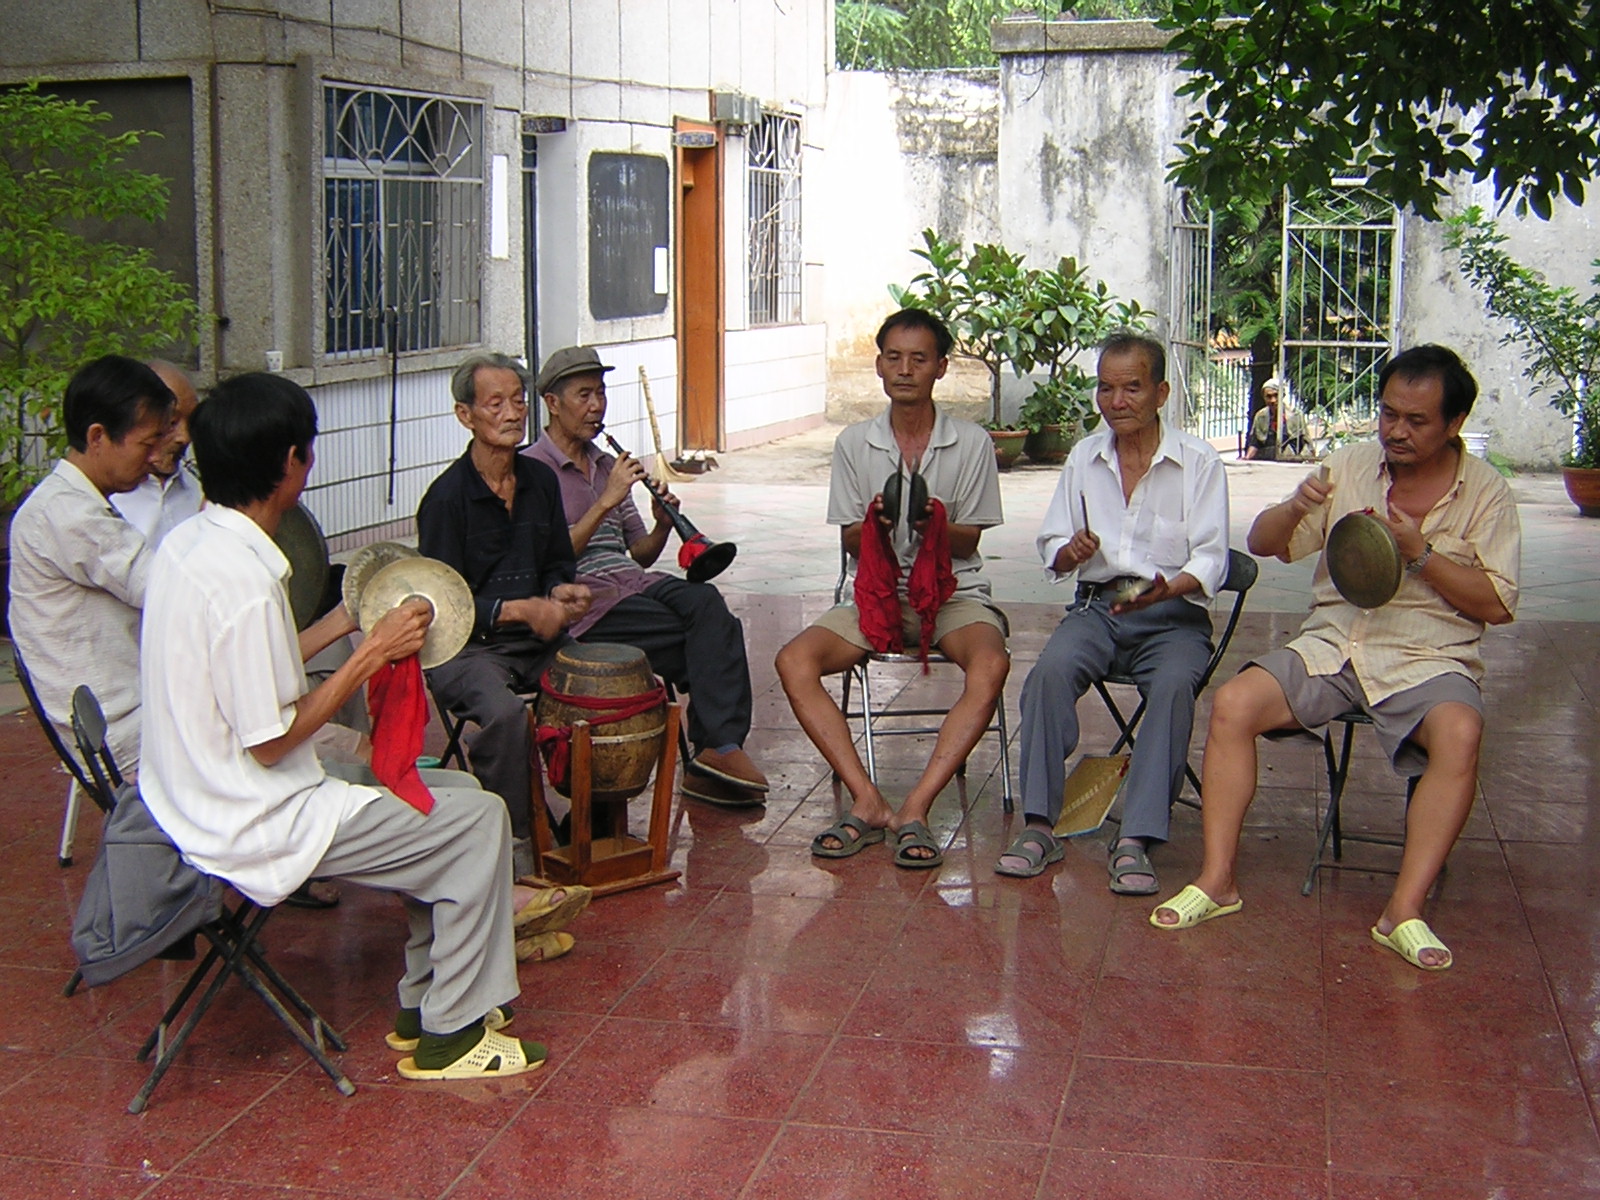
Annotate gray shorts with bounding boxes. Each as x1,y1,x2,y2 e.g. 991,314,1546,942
1249,650,1483,777
812,596,1009,654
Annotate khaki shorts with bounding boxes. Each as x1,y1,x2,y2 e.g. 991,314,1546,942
1250,649,1482,777
812,596,1009,655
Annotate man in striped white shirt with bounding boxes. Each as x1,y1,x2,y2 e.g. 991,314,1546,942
1153,345,1520,972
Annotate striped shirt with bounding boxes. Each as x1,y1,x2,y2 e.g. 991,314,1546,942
1281,439,1520,704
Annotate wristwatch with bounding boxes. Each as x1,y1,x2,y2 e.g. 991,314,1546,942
1405,542,1433,575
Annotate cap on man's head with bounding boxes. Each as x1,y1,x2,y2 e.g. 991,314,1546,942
1262,376,1285,395
536,346,615,396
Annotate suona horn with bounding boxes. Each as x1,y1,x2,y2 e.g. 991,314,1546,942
602,431,737,583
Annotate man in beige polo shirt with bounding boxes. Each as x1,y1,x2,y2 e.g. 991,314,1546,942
1151,345,1520,971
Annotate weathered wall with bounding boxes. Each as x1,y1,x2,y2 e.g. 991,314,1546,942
819,69,999,359
3,0,834,535
994,16,1594,466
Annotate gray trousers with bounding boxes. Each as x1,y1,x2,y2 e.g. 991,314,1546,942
1018,595,1212,843
425,635,565,840
310,787,517,1036
580,577,752,753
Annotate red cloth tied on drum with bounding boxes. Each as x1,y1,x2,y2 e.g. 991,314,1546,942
366,654,436,815
854,496,956,670
534,674,669,783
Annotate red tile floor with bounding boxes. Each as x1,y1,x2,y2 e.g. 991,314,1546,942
0,591,1597,1199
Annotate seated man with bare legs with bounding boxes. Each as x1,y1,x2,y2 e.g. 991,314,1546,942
776,308,1009,870
1152,346,1520,971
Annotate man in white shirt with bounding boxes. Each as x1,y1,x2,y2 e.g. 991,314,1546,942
8,356,175,767
141,371,544,1080
998,333,1229,894
111,361,201,544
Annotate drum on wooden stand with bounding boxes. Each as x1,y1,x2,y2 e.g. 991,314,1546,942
529,642,682,897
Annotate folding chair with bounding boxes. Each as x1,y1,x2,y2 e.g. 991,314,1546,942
834,550,1015,812
1300,709,1423,896
66,685,355,1113
1092,548,1259,812
11,647,111,867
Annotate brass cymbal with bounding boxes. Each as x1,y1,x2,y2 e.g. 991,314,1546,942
272,502,329,632
1326,511,1402,609
342,541,420,621
356,557,474,669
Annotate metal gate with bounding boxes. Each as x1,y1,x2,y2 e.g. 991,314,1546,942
1169,191,1253,444
1279,182,1402,436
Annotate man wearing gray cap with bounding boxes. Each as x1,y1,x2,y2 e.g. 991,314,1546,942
526,346,767,805
417,352,593,878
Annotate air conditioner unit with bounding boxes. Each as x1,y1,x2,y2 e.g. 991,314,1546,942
711,90,745,124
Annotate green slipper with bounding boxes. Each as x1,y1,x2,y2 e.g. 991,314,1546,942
811,814,886,858
892,820,943,869
995,828,1064,878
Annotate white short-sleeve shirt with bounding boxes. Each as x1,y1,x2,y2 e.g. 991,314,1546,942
139,506,378,906
827,407,1003,603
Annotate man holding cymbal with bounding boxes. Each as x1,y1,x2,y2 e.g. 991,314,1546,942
1152,345,1520,971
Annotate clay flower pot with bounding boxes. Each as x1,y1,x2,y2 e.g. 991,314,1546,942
1562,465,1600,517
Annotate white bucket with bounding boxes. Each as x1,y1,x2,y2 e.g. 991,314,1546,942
1461,430,1490,459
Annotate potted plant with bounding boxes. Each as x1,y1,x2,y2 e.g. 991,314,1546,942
981,420,1028,469
890,233,1150,467
1445,207,1599,514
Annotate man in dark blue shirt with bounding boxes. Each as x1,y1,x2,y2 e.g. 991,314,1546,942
418,352,591,873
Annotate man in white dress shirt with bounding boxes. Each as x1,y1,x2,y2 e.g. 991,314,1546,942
141,371,545,1080
111,361,200,544
8,356,175,767
997,333,1229,893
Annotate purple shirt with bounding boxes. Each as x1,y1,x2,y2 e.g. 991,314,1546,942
522,436,661,635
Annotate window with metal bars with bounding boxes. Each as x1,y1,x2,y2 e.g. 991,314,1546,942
746,112,802,327
322,84,484,358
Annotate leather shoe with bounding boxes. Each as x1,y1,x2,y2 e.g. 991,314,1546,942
689,747,768,792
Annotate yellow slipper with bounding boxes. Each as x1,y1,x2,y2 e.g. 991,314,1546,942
1149,883,1243,931
1371,918,1452,970
515,929,576,963
396,1028,547,1081
385,1004,512,1053
513,882,593,936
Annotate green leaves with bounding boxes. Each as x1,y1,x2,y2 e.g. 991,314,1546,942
0,84,196,504
836,0,1170,69
1164,0,1600,222
1444,206,1600,466
891,230,1150,424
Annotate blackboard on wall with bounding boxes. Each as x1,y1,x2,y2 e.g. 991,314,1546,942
588,152,669,321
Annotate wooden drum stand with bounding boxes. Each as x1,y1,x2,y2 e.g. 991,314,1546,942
527,703,682,897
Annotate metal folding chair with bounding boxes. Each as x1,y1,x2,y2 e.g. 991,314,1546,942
1300,709,1424,896
11,647,111,866
66,685,355,1113
1092,548,1259,812
834,550,1014,812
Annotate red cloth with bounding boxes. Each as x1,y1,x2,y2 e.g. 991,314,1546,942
853,497,955,670
533,674,668,784
366,655,436,815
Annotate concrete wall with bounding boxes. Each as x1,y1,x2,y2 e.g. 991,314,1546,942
994,17,1594,466
818,69,1000,360
3,0,833,535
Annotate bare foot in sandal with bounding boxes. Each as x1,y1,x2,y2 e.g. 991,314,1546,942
814,786,895,854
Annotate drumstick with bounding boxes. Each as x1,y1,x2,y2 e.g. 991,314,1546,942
1079,493,1092,536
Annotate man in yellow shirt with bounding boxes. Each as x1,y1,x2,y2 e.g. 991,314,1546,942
1152,346,1520,971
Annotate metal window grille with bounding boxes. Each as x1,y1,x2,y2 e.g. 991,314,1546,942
747,113,802,327
322,84,484,359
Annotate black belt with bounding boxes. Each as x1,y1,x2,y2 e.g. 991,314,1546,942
1075,575,1145,603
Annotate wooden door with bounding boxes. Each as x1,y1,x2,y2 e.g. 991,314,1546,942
676,120,723,451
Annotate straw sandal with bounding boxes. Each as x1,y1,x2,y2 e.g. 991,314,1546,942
515,930,576,963
513,881,592,936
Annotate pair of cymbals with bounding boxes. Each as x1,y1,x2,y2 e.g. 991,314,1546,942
343,541,473,668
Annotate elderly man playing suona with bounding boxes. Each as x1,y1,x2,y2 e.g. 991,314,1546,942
776,307,1009,869
1153,345,1520,972
139,372,544,1080
417,353,593,883
998,333,1229,892
9,356,175,771
524,346,767,805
